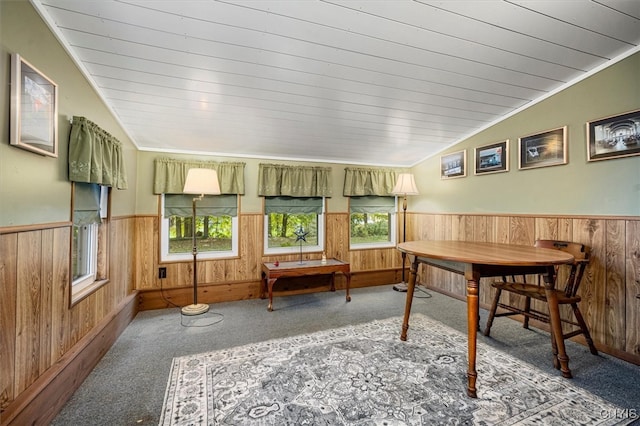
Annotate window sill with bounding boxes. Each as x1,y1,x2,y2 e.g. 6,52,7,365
71,278,109,306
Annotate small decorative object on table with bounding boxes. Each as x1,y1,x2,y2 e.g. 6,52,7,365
321,252,327,264
294,225,308,264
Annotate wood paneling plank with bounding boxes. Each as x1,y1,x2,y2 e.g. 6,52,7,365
0,234,18,409
15,231,42,395
625,221,640,356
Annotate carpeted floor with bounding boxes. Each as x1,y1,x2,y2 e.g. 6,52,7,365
51,285,640,425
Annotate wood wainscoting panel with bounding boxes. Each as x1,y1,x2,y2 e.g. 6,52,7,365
15,231,43,396
604,220,627,350
626,220,640,357
410,213,639,365
0,233,18,409
1,217,137,421
573,219,607,347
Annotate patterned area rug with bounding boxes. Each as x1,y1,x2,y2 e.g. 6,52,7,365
159,314,630,425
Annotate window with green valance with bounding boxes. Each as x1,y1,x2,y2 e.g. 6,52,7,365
343,167,398,196
153,158,245,194
258,163,332,197
68,116,128,189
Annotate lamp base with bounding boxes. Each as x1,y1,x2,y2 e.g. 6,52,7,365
181,303,210,316
392,282,408,292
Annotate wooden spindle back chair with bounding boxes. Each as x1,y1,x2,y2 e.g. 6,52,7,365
484,240,597,368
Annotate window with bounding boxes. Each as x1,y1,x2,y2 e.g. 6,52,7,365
349,196,397,249
264,196,325,255
161,194,238,261
72,182,109,304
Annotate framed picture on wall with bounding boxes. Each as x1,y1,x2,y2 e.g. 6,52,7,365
474,140,509,175
518,127,566,170
586,109,640,162
440,150,466,179
10,53,59,158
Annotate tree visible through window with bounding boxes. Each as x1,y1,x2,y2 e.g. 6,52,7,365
349,196,396,248
264,196,324,253
161,194,238,261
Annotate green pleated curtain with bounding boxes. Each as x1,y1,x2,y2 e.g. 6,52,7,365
258,163,332,197
153,158,245,195
343,167,398,196
264,196,324,214
68,116,128,189
73,182,102,225
164,194,238,217
349,195,395,214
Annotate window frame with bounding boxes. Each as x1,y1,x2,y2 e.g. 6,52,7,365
263,197,326,256
160,194,239,262
70,183,110,306
349,196,398,250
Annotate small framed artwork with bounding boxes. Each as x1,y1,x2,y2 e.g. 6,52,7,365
10,53,59,157
474,140,509,175
440,150,466,179
586,109,640,162
518,127,566,170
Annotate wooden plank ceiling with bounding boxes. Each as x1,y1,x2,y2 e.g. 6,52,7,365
33,0,640,166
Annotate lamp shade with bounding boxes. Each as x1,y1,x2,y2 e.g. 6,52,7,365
183,168,221,195
392,173,419,195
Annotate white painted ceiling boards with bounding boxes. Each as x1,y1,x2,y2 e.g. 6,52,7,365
33,0,640,166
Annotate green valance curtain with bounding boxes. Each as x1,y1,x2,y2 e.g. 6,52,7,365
73,182,101,225
258,163,332,197
164,194,238,217
264,196,323,214
153,158,245,194
343,167,397,196
68,116,128,189
350,196,395,214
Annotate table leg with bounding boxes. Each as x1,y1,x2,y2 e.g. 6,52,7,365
330,272,336,292
465,271,480,398
400,256,418,341
267,278,277,312
543,268,572,378
345,272,351,302
260,272,267,299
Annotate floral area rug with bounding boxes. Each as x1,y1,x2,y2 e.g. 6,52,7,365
159,314,630,425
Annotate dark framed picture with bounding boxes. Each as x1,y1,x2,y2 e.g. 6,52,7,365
10,53,58,157
474,140,509,175
518,127,566,170
586,109,640,162
440,150,466,179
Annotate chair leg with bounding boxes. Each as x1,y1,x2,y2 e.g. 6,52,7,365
572,303,598,355
484,287,501,336
523,296,531,329
549,328,560,370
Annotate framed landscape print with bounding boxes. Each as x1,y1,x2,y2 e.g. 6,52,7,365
474,140,509,175
586,109,640,162
518,127,566,170
440,150,466,179
10,53,59,157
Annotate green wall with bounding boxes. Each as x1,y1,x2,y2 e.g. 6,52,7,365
0,0,138,227
411,52,640,216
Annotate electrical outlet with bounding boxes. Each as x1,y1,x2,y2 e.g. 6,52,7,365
159,267,167,279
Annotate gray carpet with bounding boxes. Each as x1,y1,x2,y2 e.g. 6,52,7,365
52,285,640,425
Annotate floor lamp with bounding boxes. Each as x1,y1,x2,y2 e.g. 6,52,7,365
391,173,419,292
181,168,221,316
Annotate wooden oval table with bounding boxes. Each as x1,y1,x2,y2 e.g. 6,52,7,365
397,240,575,398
